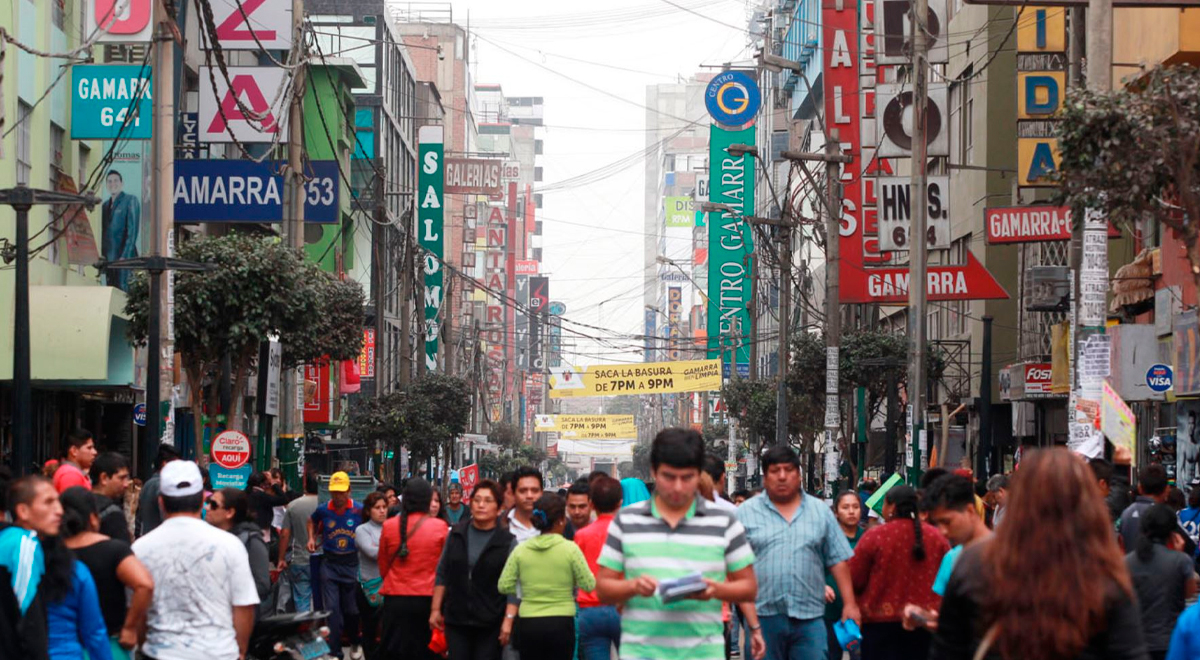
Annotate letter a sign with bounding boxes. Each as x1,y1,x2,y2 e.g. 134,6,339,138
209,0,292,50
88,0,154,42
198,67,288,143
418,126,445,372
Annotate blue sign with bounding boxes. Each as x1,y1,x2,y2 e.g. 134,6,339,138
1147,364,1174,393
705,71,761,127
174,160,340,224
72,65,153,140
209,464,253,490
132,403,147,427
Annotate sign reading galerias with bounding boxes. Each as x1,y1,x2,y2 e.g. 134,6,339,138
418,126,445,372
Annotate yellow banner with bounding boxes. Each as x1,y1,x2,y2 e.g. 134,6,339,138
549,359,722,398
534,415,637,439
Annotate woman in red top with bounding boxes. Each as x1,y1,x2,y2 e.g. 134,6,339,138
850,484,950,660
378,478,449,660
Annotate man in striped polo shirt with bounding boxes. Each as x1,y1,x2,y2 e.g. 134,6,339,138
596,428,765,660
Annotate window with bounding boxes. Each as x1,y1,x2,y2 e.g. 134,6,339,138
16,101,32,185
958,68,974,164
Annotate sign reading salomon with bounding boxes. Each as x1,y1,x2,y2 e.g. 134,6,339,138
704,71,761,127
419,126,445,372
173,160,339,223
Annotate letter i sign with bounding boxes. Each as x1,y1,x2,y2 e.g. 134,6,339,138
199,66,289,143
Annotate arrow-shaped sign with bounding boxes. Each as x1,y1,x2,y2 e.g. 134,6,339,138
842,251,1009,304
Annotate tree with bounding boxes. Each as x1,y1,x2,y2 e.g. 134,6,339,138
488,422,524,452
344,373,472,477
126,235,365,460
479,443,547,479
1058,65,1200,290
404,373,472,471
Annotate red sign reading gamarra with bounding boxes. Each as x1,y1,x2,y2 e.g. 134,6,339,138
986,206,1122,243
828,0,1008,303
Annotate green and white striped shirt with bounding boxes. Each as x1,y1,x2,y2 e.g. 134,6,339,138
598,496,755,660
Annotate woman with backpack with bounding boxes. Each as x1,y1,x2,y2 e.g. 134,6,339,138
378,478,449,659
206,487,272,615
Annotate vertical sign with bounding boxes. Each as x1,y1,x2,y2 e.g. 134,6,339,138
516,276,530,370
707,125,755,378
825,0,865,300
668,287,683,361
1016,7,1066,187
418,126,445,372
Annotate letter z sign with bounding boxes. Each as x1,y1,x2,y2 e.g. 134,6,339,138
209,0,292,50
198,67,289,143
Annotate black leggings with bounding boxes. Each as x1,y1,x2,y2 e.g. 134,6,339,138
861,621,931,660
516,616,576,660
446,623,503,660
379,595,439,660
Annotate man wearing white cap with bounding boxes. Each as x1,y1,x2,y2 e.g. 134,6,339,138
133,460,260,660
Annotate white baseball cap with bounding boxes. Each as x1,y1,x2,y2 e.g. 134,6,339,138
160,460,204,497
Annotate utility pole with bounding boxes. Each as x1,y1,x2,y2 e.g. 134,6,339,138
279,0,307,477
821,135,842,459
0,187,98,474
373,164,387,394
151,0,176,471
399,228,413,389
776,202,793,447
907,0,931,484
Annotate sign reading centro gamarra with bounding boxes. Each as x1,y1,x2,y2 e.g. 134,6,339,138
534,415,638,439
549,359,722,398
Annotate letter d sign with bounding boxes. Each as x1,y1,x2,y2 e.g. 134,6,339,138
90,0,153,42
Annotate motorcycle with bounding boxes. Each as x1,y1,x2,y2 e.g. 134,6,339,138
247,609,335,660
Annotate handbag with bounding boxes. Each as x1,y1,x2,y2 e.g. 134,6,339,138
359,572,384,607
972,624,999,660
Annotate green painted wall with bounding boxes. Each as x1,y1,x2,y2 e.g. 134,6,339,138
303,65,359,275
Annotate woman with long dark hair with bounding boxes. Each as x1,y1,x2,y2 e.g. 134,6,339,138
1126,503,1197,660
930,448,1149,660
45,487,114,660
498,492,595,660
58,488,153,660
378,477,449,659
429,489,450,522
849,484,949,660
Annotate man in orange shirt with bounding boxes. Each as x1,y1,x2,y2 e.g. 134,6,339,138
52,429,96,493
572,475,623,660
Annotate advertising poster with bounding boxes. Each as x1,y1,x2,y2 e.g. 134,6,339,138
100,141,148,291
549,359,722,398
1178,400,1200,487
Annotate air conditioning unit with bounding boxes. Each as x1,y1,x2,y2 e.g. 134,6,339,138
1025,266,1070,312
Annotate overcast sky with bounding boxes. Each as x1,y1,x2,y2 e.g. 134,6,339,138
446,0,754,366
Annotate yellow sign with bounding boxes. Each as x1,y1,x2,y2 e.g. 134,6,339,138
1018,137,1061,187
1017,71,1065,119
1101,379,1136,453
534,415,637,439
549,359,723,398
1017,7,1066,53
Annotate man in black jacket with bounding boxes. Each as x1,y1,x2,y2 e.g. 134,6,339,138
90,452,132,543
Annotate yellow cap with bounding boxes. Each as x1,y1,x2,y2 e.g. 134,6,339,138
329,471,351,492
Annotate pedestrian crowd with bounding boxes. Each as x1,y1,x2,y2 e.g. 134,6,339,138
5,426,1200,660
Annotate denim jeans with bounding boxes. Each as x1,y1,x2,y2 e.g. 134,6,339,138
577,606,621,660
760,614,828,660
288,562,312,613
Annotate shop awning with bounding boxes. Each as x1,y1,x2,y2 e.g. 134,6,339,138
1,286,134,385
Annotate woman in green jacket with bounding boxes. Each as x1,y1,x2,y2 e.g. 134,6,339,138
498,492,596,660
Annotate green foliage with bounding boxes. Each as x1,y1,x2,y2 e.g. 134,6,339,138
1058,65,1200,287
344,373,472,467
479,443,547,478
631,440,651,480
404,373,473,465
283,274,366,368
488,422,524,451
721,379,779,441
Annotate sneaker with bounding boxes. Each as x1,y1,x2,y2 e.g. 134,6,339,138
348,645,364,660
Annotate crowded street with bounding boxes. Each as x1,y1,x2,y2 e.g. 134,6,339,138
4,0,1200,658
